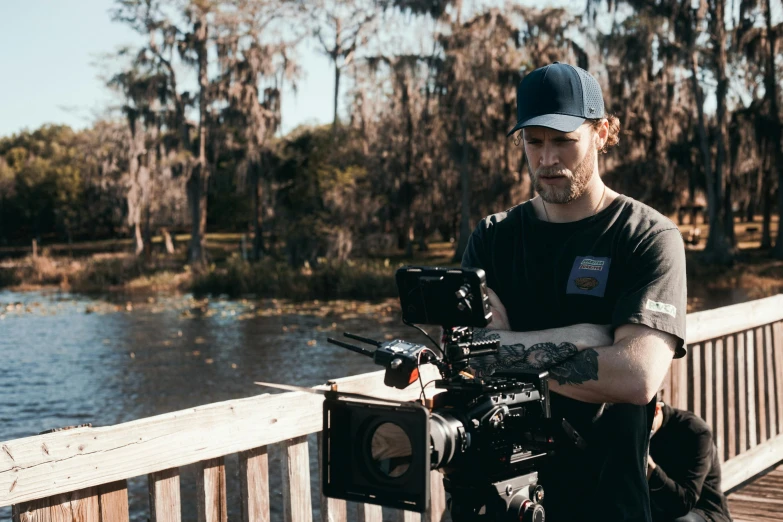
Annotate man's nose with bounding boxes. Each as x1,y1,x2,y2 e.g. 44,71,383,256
539,143,559,167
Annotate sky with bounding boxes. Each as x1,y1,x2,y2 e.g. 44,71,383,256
0,0,582,139
0,0,334,137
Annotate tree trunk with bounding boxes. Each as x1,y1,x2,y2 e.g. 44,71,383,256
764,0,783,257
134,222,144,256
251,162,264,261
453,104,471,263
333,65,340,132
708,0,733,259
761,146,773,248
691,47,731,262
188,15,209,267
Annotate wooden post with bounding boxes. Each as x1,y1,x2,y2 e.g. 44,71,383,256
240,446,271,522
726,335,737,460
197,458,227,522
281,436,312,522
737,333,748,453
149,468,181,522
13,488,100,522
714,338,724,460
774,322,783,435
98,481,130,522
693,344,702,418
32,239,37,259
764,325,776,438
356,504,382,522
318,435,346,522
427,471,446,522
746,330,758,449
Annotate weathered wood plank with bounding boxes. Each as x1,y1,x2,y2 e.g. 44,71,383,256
240,446,270,522
726,335,736,460
98,481,129,522
196,458,227,522
356,503,382,522
747,330,758,449
395,510,420,522
318,435,346,522
149,468,181,522
427,471,446,522
775,322,783,436
281,436,312,522
764,325,776,438
0,367,440,507
755,327,768,443
722,433,783,491
13,489,101,522
705,340,714,429
692,344,702,418
686,294,783,344
715,338,724,460
738,333,748,454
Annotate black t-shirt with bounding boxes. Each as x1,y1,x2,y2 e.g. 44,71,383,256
461,195,688,522
649,405,732,522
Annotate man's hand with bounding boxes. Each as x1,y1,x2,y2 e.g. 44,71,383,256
486,287,510,330
647,455,657,480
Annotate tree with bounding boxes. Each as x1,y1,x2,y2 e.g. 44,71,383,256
308,0,380,132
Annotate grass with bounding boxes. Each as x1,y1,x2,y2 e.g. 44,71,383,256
1,219,782,304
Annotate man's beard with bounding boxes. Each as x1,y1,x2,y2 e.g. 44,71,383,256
531,146,596,204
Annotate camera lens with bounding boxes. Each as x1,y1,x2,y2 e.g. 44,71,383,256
369,422,412,478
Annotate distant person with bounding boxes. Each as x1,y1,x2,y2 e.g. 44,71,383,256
648,399,733,522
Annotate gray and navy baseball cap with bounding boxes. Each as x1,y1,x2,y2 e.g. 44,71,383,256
507,62,605,136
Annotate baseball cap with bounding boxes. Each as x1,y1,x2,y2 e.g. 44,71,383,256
506,62,605,136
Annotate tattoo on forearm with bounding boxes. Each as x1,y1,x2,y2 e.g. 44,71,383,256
472,328,500,342
468,338,600,386
549,349,600,385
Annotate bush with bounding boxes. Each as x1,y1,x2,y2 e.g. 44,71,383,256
192,255,398,300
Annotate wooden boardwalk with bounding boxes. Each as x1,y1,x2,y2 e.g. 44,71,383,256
729,462,783,522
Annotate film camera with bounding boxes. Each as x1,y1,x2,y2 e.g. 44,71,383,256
322,267,584,522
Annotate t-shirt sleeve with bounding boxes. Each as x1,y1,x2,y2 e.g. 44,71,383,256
612,228,687,357
461,222,487,272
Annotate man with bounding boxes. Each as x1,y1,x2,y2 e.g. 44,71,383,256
648,399,733,522
461,62,687,521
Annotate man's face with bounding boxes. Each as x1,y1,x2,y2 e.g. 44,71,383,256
523,123,597,204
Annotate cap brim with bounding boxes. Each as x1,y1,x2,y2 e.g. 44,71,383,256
506,114,586,137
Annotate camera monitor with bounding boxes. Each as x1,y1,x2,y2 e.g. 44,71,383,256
395,266,491,327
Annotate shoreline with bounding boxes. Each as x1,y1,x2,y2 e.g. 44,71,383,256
2,248,782,314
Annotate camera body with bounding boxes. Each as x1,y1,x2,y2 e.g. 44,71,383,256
322,267,578,522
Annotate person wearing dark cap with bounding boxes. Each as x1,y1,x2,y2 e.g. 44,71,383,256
462,62,687,521
648,399,733,522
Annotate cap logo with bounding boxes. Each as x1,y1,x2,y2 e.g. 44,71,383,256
588,108,596,114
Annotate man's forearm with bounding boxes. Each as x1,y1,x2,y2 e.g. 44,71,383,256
469,325,674,405
467,325,606,392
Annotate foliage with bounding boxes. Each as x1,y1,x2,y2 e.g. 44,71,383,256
2,0,783,268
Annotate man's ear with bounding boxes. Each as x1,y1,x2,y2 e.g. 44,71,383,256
595,120,609,150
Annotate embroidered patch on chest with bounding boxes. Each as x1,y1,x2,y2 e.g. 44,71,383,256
566,256,611,297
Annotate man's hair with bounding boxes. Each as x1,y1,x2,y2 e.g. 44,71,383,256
589,114,621,154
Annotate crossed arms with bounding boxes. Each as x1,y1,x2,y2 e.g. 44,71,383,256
470,289,678,406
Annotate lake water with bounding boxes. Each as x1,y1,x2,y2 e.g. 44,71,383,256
0,290,433,522
0,286,756,521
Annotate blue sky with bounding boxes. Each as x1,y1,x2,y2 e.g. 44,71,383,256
0,0,334,137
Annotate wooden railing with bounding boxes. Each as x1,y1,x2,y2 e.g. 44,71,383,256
2,294,783,521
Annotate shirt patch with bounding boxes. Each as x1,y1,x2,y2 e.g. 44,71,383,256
646,299,677,318
566,256,611,297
